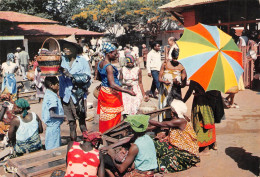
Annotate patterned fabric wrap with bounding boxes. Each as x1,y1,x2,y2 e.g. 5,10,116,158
123,169,154,177
154,140,200,173
7,53,14,62
125,55,135,63
15,98,30,118
122,67,142,115
158,69,183,121
102,42,117,54
169,121,199,156
14,130,42,154
97,86,123,133
192,96,216,147
2,73,17,95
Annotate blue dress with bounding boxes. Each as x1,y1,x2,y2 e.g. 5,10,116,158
97,62,121,87
42,89,64,150
2,73,17,94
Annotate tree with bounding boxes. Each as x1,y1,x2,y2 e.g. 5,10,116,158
0,0,51,19
72,0,179,42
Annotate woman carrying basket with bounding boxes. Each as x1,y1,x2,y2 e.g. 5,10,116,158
97,42,135,133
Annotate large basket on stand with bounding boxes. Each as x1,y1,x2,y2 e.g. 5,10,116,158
36,37,61,76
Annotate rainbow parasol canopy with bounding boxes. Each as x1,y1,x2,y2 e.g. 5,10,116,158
177,23,244,93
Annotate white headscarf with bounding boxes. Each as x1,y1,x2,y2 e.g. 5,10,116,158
170,99,187,118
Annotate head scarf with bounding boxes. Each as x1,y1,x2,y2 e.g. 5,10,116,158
83,131,101,146
170,99,187,118
125,114,150,133
15,98,30,118
102,42,117,55
125,55,135,63
7,53,14,62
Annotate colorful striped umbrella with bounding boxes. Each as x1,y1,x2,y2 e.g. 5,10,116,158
177,23,244,93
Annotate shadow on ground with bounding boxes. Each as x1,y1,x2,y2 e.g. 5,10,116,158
225,147,259,176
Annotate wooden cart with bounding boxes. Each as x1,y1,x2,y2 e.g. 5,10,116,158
6,146,67,177
102,107,171,146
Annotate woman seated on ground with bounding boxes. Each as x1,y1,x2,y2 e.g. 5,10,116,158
119,55,148,117
149,99,200,173
107,115,158,177
8,99,43,156
65,131,105,177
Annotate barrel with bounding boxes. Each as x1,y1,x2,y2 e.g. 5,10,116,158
36,37,61,76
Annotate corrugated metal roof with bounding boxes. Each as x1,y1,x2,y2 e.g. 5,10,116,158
0,24,103,36
159,0,226,10
0,11,58,24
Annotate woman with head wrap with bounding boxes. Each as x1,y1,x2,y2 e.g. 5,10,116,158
65,131,105,177
158,39,187,122
1,53,18,101
107,115,158,177
8,98,43,155
149,100,200,173
97,42,135,133
119,55,148,116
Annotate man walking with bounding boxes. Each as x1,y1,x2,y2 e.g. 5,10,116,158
147,42,162,98
19,46,29,80
167,37,179,61
59,36,91,141
14,47,22,76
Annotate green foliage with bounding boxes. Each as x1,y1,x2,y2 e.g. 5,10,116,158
72,0,177,39
0,0,52,19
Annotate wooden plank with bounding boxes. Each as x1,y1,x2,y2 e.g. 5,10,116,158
19,155,65,170
107,122,130,134
102,121,126,135
109,130,127,138
6,146,67,177
22,158,66,176
102,135,119,143
7,146,66,166
28,164,66,177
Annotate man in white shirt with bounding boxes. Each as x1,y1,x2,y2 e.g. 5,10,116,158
147,42,162,98
14,47,22,76
168,37,179,61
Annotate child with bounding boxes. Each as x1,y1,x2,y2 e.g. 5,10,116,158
42,76,65,150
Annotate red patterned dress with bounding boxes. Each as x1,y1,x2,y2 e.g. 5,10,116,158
65,142,100,177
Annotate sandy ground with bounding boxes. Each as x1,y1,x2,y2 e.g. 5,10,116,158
1,60,260,177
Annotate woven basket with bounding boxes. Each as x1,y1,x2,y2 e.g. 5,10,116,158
37,37,61,76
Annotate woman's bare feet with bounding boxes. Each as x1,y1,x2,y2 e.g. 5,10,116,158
200,146,210,156
212,142,218,150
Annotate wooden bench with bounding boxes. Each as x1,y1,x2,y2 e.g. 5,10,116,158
7,145,67,177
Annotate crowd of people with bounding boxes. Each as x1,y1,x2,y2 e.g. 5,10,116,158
0,29,259,176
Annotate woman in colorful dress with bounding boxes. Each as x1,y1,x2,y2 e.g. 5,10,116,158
149,99,200,173
65,131,104,177
158,50,186,122
1,53,18,101
119,55,148,116
183,80,216,154
97,42,135,133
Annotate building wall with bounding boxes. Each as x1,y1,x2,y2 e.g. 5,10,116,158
183,9,197,27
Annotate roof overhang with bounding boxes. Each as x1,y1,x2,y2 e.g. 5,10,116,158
0,24,103,36
159,0,227,13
